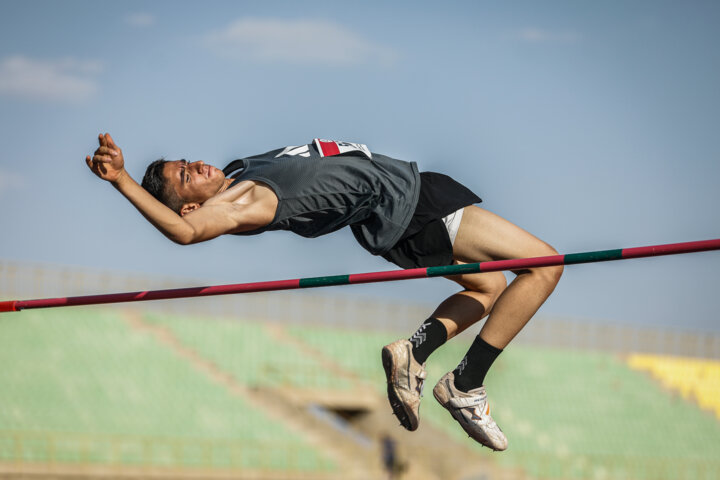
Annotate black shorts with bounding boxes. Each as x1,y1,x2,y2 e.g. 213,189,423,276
382,172,481,269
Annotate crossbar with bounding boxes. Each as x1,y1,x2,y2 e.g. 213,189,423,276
1,238,719,313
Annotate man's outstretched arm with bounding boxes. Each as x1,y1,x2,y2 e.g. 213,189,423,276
85,133,261,244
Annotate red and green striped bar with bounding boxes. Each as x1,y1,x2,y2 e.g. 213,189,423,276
1,238,719,313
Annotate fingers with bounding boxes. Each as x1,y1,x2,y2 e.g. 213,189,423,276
93,146,117,156
86,155,108,176
90,144,117,165
87,149,113,169
91,152,114,163
95,133,120,156
89,133,121,180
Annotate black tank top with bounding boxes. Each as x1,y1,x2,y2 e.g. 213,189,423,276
222,140,420,256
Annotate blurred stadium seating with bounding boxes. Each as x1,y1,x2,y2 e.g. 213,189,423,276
285,325,720,479
0,309,336,474
627,353,720,419
1,260,719,479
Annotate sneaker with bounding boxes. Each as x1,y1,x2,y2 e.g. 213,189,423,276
432,372,508,451
381,339,427,431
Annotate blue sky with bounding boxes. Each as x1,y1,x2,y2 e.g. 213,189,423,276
1,0,719,331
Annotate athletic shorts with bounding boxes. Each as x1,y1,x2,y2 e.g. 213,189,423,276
382,172,481,269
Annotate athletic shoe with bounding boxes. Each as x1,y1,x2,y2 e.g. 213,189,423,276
432,372,508,451
381,339,428,431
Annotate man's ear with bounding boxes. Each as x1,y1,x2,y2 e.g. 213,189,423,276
179,203,201,216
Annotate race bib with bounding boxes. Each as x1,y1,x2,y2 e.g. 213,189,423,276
275,139,373,159
314,139,372,159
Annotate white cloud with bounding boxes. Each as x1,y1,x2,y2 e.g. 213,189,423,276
204,17,397,66
125,13,155,27
0,56,102,102
516,28,581,44
0,169,25,195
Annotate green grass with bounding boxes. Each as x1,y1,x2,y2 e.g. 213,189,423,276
0,309,334,471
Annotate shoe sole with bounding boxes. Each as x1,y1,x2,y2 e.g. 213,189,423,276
381,346,417,431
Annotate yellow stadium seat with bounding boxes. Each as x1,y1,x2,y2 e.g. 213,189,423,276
626,354,720,420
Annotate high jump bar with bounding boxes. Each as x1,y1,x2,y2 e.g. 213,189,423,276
1,238,719,313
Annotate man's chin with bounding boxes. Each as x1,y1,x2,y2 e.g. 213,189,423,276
206,165,223,181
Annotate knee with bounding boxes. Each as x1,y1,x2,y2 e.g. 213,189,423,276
541,264,563,288
460,272,507,302
515,243,563,287
488,272,508,299
537,244,563,286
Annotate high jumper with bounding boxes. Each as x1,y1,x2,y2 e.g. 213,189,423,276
86,132,564,451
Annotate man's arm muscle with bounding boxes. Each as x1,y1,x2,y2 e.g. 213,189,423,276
111,171,198,244
176,182,275,244
86,133,268,245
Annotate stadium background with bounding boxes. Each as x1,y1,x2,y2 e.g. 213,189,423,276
2,1,720,479
1,261,718,479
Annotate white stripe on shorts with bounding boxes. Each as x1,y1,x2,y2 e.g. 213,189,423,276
442,207,464,246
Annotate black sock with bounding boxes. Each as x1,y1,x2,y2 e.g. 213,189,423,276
453,336,503,392
408,317,447,364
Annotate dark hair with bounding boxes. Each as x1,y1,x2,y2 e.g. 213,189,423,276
141,159,185,213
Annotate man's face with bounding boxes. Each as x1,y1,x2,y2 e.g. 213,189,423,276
162,160,226,205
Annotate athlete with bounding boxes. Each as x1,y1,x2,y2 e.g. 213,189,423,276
86,133,562,451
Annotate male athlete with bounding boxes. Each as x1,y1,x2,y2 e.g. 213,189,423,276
86,133,562,451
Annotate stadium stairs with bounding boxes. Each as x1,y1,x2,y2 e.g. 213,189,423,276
134,312,515,480
126,312,386,480
259,323,522,480
5,306,717,479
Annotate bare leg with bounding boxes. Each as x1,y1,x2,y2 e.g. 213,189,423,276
380,261,507,432
432,265,507,340
450,206,563,348
386,206,560,447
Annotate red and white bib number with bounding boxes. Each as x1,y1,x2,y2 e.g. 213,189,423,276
275,139,372,159
313,139,372,159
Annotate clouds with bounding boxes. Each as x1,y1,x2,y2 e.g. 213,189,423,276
0,56,102,103
0,16,394,105
125,13,155,28
204,18,397,66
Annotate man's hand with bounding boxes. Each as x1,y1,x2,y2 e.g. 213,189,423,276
85,133,126,183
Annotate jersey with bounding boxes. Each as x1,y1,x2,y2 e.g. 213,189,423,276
222,139,421,256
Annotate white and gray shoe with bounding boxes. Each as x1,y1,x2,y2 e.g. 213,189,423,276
381,339,427,431
433,371,508,451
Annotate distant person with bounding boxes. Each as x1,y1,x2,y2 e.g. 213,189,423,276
87,133,562,451
380,434,405,479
